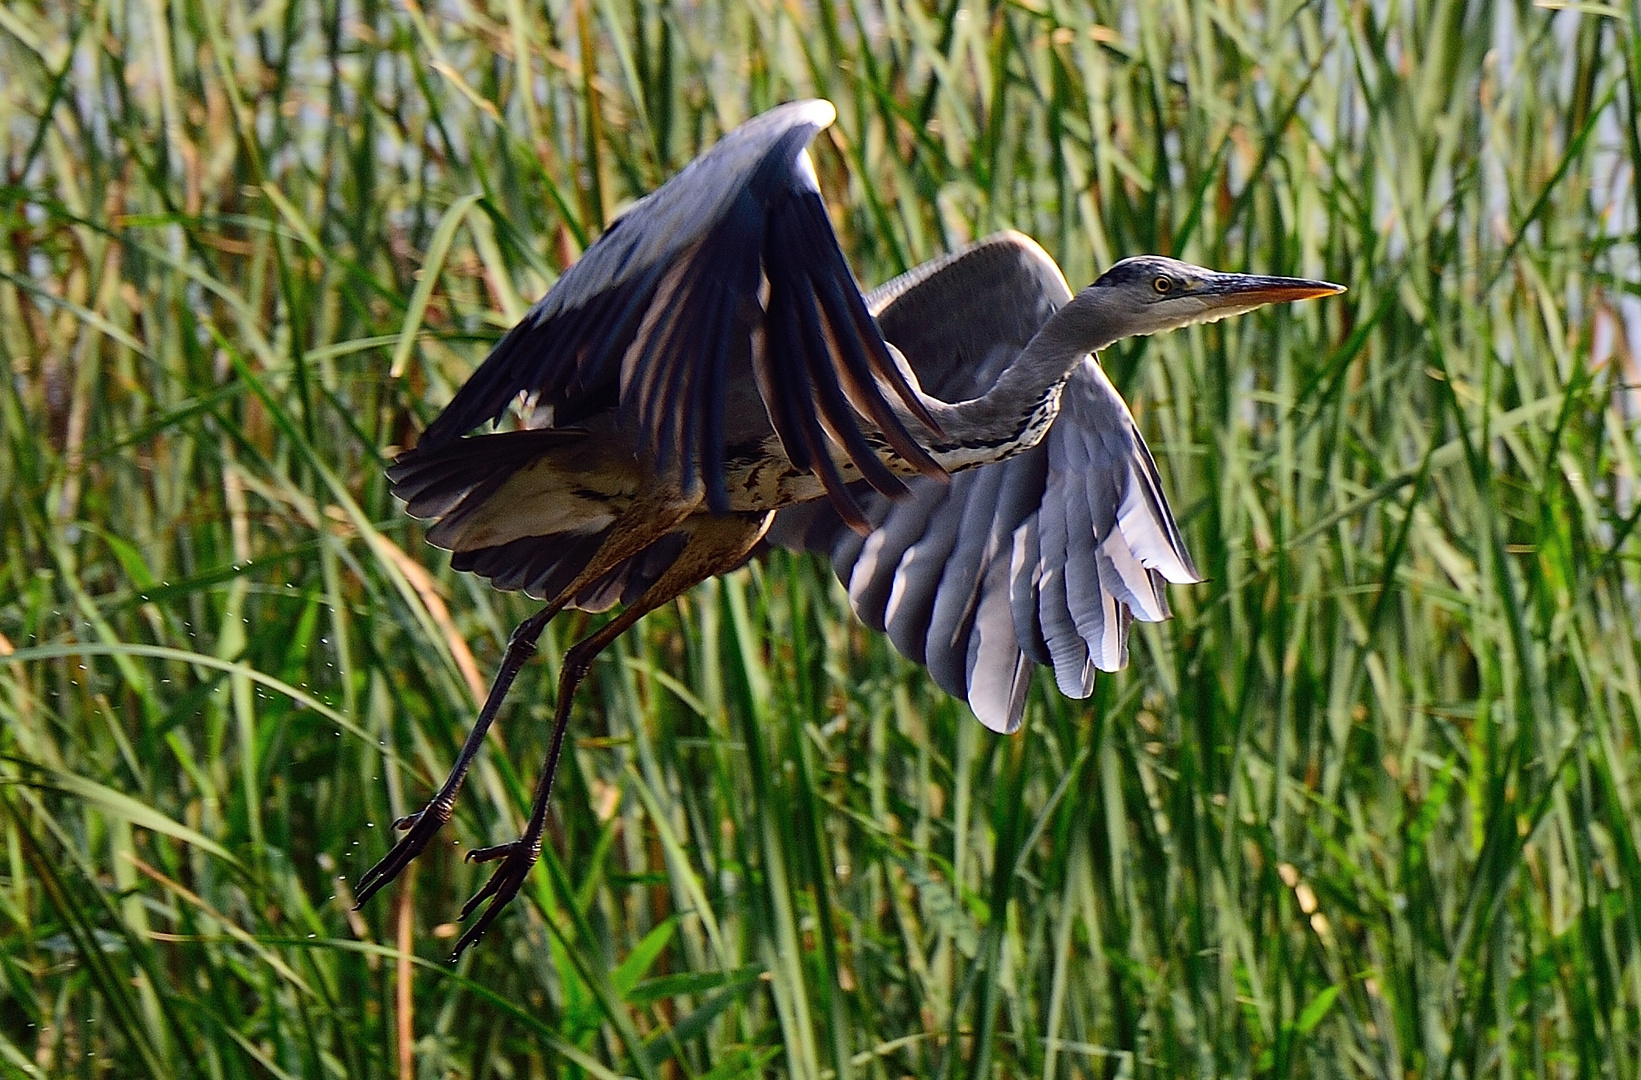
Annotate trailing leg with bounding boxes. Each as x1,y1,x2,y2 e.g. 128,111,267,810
354,496,700,908
353,603,560,906
451,512,771,957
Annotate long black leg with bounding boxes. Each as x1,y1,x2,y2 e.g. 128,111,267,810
355,499,701,914
447,605,648,958
354,602,561,907
448,513,771,958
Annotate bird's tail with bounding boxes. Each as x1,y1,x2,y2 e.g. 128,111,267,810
388,428,587,527
390,428,681,610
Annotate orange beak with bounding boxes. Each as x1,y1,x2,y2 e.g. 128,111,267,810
1208,275,1347,306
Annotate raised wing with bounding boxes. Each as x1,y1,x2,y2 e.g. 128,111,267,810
768,232,1202,733
409,100,940,522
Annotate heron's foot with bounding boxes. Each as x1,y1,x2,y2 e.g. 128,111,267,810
451,835,542,959
353,796,456,908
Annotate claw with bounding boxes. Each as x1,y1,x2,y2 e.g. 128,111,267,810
463,841,519,864
353,796,455,908
449,837,541,959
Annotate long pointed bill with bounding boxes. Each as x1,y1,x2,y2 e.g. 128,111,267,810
1207,274,1346,311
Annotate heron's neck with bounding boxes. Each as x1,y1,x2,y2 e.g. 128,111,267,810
914,294,1122,464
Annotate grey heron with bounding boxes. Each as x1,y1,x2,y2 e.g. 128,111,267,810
354,99,1342,955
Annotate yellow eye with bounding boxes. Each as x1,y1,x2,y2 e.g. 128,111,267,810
1153,276,1173,294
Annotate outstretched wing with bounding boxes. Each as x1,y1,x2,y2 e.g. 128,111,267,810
768,232,1202,733
408,99,940,523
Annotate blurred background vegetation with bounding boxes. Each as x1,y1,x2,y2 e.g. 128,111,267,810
3,0,1640,1076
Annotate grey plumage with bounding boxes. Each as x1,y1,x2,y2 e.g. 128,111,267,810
767,232,1207,733
354,100,1343,954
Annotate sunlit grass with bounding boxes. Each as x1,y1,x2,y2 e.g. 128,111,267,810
2,1,1639,1077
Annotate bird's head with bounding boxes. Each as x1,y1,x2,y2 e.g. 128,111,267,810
1082,255,1344,337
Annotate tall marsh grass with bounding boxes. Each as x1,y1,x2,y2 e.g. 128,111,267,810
2,1,1639,1076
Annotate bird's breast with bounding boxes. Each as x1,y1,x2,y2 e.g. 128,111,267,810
715,397,1067,514
714,383,1069,514
720,437,830,509
925,384,1064,472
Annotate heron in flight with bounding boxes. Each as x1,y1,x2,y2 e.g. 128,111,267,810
354,100,1342,955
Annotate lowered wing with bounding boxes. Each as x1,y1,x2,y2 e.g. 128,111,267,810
769,232,1201,733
